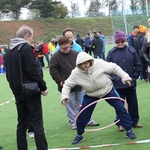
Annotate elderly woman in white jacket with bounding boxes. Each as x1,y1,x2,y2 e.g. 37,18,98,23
61,52,136,145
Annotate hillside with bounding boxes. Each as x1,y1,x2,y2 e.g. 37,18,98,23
0,20,47,45
0,17,113,45
0,15,149,45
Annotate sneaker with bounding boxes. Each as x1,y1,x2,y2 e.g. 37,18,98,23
87,121,99,126
0,146,3,149
71,125,77,130
125,130,136,139
28,132,35,139
132,123,143,128
72,135,84,145
118,125,125,132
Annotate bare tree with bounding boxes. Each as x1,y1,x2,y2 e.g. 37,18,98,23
102,0,118,16
129,0,140,15
118,0,126,15
69,1,80,18
85,0,102,17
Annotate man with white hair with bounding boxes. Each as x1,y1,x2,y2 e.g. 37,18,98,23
5,25,48,150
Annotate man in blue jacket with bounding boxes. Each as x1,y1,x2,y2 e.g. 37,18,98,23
84,33,92,55
54,28,83,53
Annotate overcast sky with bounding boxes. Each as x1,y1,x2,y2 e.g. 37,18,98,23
20,0,88,19
56,0,88,16
20,0,131,19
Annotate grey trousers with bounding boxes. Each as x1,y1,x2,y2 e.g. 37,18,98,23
66,91,94,127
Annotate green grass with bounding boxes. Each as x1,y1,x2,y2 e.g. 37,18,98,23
0,45,150,149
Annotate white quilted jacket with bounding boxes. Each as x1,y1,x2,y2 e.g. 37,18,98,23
61,52,131,102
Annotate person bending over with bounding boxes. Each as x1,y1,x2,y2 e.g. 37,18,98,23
61,52,136,145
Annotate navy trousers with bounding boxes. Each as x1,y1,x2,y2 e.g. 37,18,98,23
76,88,133,135
116,87,139,125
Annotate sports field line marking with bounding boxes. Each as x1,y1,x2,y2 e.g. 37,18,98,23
48,139,150,150
0,98,15,106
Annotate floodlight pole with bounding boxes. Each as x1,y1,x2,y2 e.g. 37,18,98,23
123,15,128,35
146,0,149,16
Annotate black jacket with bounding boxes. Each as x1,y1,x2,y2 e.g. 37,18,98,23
91,35,103,55
142,39,150,65
5,42,47,94
76,34,84,49
134,33,146,57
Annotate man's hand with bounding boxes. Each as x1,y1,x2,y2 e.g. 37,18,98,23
61,98,69,106
41,89,48,96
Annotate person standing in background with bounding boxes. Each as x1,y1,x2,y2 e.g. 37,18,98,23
106,30,142,132
134,25,148,81
36,41,45,68
5,25,48,150
50,36,83,130
0,52,4,75
142,18,150,82
97,31,106,60
0,48,4,74
43,42,50,68
50,36,99,130
84,33,92,55
91,33,103,59
75,34,84,50
54,28,83,53
48,38,56,55
127,25,140,49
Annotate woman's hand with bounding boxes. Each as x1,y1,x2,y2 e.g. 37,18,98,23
61,98,69,106
123,80,131,86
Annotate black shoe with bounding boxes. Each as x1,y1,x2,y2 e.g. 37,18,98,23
0,146,3,149
72,135,84,145
125,130,136,139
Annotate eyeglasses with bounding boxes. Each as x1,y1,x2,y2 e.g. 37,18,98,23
116,41,125,44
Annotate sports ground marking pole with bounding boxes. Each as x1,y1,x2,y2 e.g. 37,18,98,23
48,139,150,150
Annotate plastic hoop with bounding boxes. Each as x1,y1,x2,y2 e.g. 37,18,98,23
75,96,128,132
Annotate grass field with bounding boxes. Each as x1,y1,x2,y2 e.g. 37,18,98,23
0,44,150,149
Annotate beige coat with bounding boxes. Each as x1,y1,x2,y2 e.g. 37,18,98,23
61,52,131,102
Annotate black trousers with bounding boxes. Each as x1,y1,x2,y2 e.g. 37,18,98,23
116,87,139,125
38,57,45,68
14,93,48,150
85,47,92,56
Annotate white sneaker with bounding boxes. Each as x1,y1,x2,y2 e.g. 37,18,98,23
28,132,35,139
